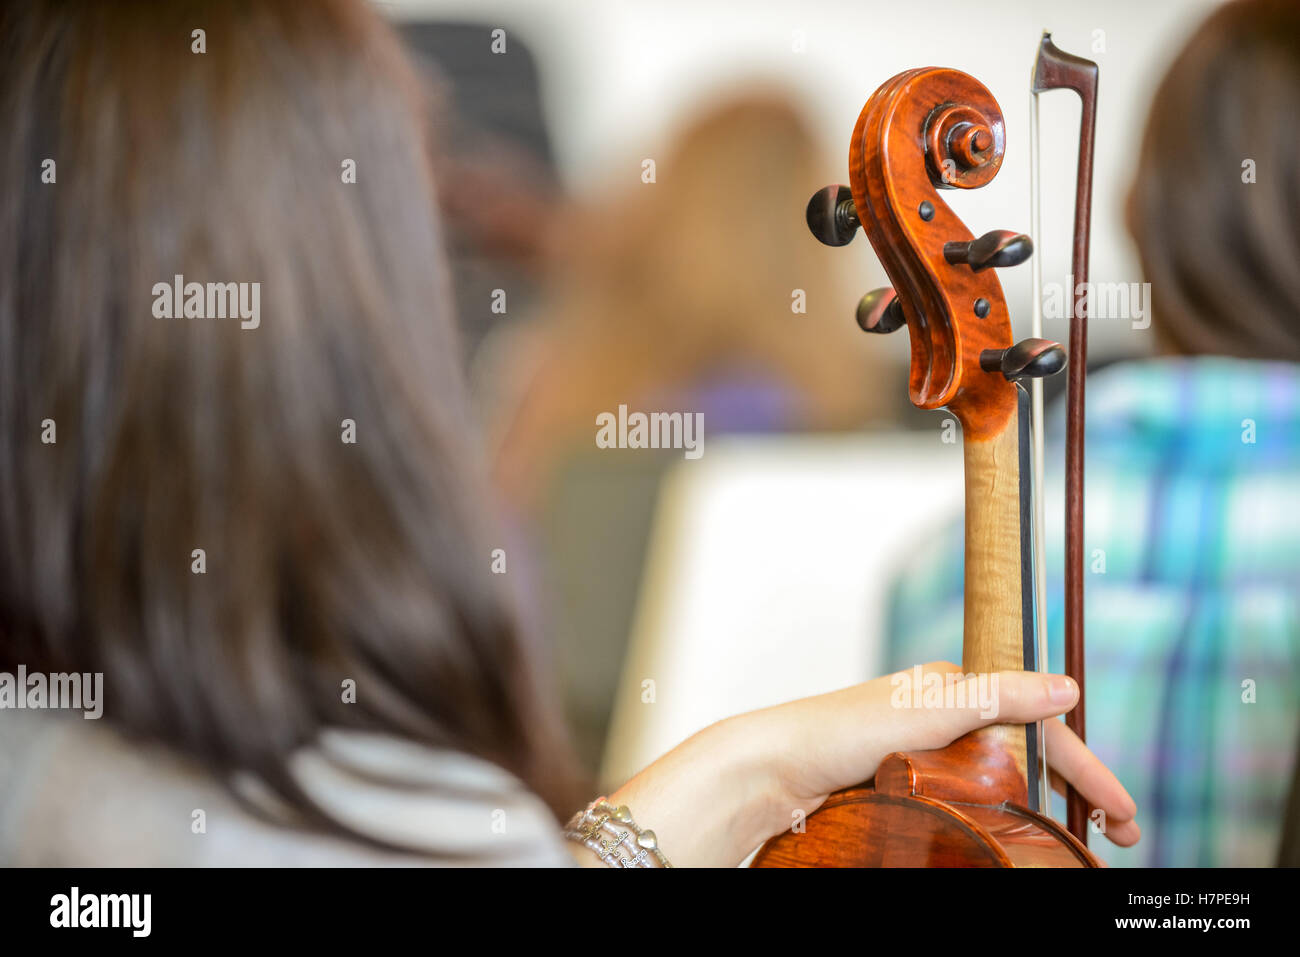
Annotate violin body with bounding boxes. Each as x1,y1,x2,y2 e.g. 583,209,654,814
755,45,1100,868
752,735,1097,867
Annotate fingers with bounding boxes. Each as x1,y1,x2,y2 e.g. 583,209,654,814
1044,719,1141,847
890,664,1081,751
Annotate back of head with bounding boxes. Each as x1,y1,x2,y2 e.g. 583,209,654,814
1129,0,1300,361
0,0,578,846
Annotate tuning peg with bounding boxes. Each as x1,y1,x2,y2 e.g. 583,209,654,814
980,338,1066,381
806,185,860,246
943,230,1033,271
856,287,906,334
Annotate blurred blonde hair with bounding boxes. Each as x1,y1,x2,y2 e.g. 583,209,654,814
487,91,900,504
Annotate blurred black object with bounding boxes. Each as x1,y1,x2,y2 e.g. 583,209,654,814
398,21,560,358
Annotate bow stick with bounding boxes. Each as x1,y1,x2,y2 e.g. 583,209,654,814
1031,31,1099,846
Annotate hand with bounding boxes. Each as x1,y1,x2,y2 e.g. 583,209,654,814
597,661,1138,867
747,661,1139,849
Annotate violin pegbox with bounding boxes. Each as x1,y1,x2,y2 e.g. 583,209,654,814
805,68,1062,441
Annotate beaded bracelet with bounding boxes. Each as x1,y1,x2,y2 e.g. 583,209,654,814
563,797,673,868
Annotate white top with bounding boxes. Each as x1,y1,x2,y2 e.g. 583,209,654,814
0,710,572,867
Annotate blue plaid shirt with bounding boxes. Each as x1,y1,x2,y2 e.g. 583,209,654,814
887,357,1300,866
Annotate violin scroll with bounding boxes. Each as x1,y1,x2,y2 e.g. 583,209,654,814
844,68,1047,434
924,103,1003,189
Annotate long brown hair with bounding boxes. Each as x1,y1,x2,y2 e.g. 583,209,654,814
1128,0,1300,361
0,0,580,851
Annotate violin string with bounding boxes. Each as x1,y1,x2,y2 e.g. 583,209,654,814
1029,88,1052,819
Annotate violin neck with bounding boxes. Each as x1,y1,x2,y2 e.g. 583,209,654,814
958,384,1039,804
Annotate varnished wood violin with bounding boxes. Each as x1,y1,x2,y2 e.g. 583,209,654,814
752,34,1099,868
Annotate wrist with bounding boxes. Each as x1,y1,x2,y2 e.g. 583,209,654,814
605,715,784,867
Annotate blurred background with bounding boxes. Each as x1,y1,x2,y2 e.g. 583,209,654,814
383,0,1298,867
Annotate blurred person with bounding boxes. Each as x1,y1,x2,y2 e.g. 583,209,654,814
477,94,910,772
887,0,1300,867
479,94,904,514
0,0,1135,867
401,21,564,359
